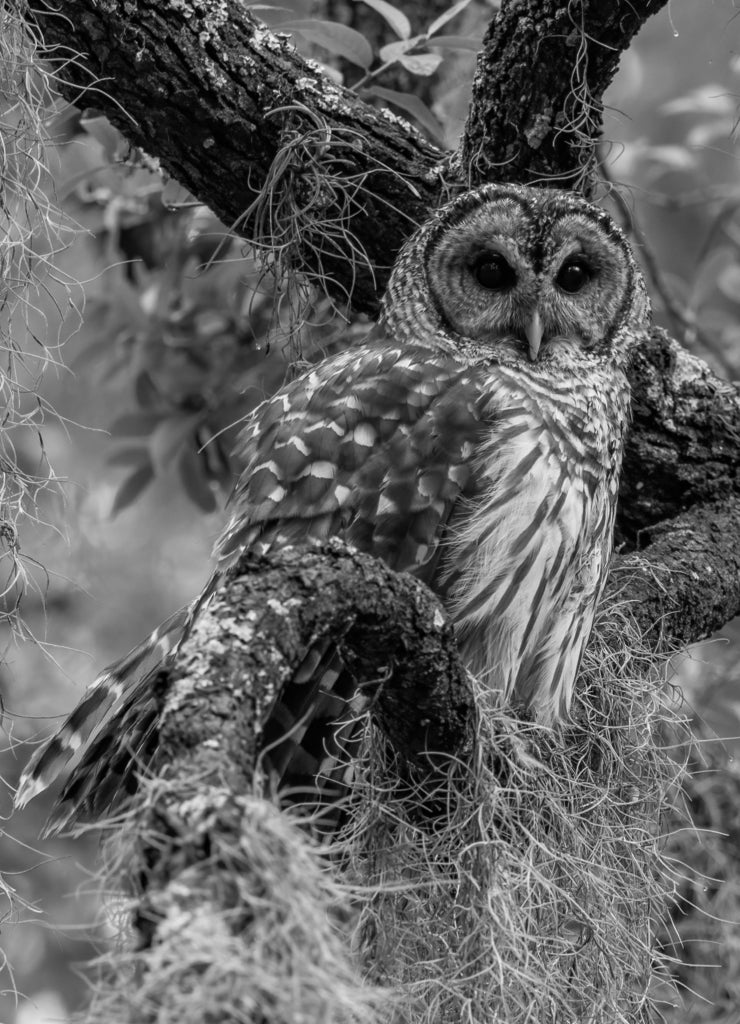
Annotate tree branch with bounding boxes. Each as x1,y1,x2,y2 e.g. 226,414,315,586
29,0,442,314
620,329,740,539
459,0,671,191
611,498,740,647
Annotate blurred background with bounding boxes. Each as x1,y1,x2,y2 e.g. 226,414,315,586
1,1,740,1021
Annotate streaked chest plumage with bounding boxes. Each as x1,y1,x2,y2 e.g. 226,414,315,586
439,352,630,722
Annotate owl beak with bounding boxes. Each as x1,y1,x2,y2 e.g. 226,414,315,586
525,309,544,361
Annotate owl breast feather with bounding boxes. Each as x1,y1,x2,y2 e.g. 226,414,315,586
440,360,628,724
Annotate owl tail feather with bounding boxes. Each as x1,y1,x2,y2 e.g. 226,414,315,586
16,566,376,837
13,583,214,832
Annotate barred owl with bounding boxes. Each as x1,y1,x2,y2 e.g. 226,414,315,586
16,184,650,830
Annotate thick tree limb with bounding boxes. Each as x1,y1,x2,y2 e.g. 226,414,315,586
620,329,740,538
155,543,470,793
612,499,740,647
460,0,671,190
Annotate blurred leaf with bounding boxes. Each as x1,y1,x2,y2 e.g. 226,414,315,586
640,145,697,172
427,0,472,36
111,463,155,517
134,370,161,408
398,52,443,76
366,85,444,143
109,411,164,437
161,179,195,208
107,447,149,467
687,245,736,312
79,113,124,163
281,20,374,68
686,119,735,148
717,263,740,302
427,34,480,51
355,0,411,40
378,38,417,62
660,84,735,117
149,415,201,476
179,446,219,513
99,353,134,388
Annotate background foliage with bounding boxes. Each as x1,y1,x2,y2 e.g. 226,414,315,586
1,1,740,1021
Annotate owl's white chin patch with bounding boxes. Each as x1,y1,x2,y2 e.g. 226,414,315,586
487,334,584,365
540,335,585,360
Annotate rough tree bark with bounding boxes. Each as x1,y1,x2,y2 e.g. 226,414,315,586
20,0,740,1010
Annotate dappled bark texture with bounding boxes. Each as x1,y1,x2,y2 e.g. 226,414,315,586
620,328,740,539
157,543,470,790
460,0,671,191
612,499,740,647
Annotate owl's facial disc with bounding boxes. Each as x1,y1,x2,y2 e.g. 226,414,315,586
424,195,636,361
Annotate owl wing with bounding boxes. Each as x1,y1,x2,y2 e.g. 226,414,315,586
217,338,488,806
16,336,489,830
216,337,486,580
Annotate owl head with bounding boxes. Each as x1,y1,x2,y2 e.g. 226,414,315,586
380,184,650,364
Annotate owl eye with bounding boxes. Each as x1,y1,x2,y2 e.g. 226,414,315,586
555,257,592,293
472,254,517,291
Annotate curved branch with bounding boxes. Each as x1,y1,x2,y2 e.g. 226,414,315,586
154,542,470,798
460,0,671,191
611,497,740,646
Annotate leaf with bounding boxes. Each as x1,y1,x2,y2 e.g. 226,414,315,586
107,446,149,468
179,447,218,513
161,179,195,208
427,34,480,51
79,113,124,163
660,85,734,117
355,0,411,40
640,145,697,172
134,370,160,409
109,411,164,437
398,52,443,76
427,0,472,37
148,415,201,477
111,463,155,517
686,119,735,148
687,245,735,311
717,263,740,302
281,20,374,68
366,85,445,144
378,38,418,63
